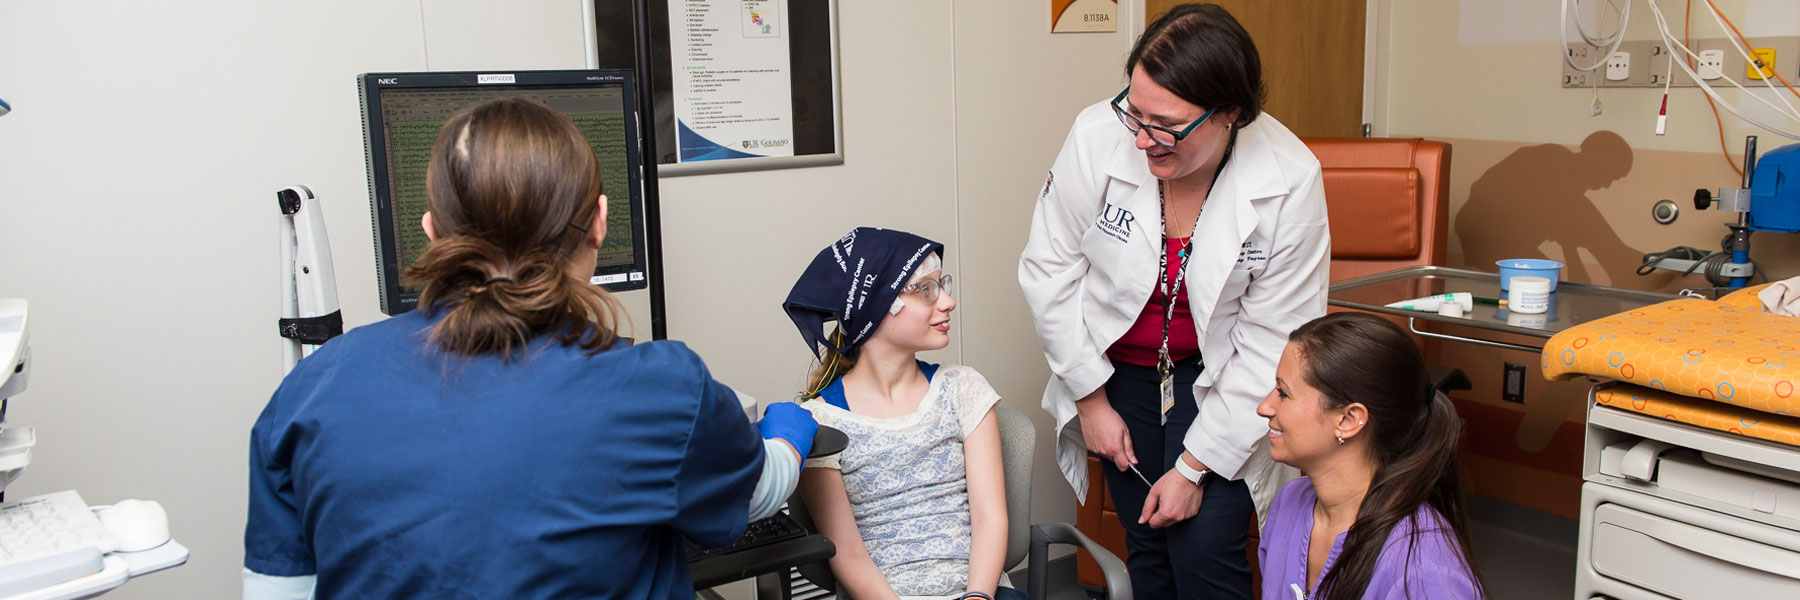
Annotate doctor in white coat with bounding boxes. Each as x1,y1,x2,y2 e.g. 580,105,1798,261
1019,4,1328,598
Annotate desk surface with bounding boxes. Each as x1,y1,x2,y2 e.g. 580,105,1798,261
1329,266,1677,339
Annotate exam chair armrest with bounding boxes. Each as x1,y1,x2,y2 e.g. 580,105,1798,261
1027,523,1131,600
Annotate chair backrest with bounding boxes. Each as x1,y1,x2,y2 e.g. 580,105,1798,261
787,405,1038,591
995,406,1035,570
1300,137,1452,282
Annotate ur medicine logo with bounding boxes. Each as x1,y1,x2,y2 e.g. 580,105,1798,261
1096,202,1136,243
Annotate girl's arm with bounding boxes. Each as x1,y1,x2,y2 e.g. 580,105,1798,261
798,467,902,600
962,407,1008,595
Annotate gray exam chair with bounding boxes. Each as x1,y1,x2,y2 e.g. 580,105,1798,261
787,407,1132,599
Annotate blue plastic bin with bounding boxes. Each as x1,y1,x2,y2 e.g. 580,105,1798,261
1497,259,1564,291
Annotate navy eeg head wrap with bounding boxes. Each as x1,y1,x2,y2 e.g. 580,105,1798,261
784,227,944,358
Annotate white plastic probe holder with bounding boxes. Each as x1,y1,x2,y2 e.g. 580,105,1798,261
0,299,29,404
0,427,34,493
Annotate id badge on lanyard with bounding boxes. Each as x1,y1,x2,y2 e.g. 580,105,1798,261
1159,350,1176,424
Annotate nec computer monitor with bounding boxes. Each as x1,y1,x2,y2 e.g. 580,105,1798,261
360,69,649,316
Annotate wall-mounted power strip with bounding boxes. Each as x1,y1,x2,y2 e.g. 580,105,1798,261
1563,36,1800,88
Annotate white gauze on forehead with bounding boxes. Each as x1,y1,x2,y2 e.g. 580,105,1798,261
889,252,943,315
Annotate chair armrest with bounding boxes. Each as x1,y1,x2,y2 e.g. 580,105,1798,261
1027,523,1131,600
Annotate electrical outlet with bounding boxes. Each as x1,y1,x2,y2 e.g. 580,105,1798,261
1747,48,1776,80
1502,363,1527,404
1699,49,1726,80
1606,51,1631,81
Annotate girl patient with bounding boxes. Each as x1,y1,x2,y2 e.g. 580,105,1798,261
782,228,1021,600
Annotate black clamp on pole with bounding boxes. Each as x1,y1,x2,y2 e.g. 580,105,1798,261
278,310,343,345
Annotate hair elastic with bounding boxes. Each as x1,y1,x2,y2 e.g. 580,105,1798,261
483,276,517,285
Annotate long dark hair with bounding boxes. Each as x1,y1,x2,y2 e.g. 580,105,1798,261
1289,313,1485,600
1126,3,1266,127
402,97,626,358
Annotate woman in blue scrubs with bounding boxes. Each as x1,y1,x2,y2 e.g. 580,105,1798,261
243,98,816,599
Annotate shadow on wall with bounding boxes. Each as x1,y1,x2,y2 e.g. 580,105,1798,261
1456,131,1668,290
1453,131,1658,461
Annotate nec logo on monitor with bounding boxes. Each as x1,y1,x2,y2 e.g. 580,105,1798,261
477,74,517,84
377,78,398,85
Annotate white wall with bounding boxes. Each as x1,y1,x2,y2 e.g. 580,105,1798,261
0,0,1136,596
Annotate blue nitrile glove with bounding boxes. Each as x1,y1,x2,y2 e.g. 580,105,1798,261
759,402,818,459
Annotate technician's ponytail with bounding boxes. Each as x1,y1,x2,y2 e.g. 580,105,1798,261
402,98,627,359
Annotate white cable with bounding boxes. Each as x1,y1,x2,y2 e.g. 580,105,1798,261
1701,0,1800,122
1648,0,1800,124
1646,0,1800,139
1562,0,1629,72
1572,0,1625,46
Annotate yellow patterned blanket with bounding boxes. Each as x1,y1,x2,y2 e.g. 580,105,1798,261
1594,384,1800,446
1542,285,1800,416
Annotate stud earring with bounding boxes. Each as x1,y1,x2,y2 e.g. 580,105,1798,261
1336,434,1344,446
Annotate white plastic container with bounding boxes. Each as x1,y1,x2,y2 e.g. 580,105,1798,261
1509,276,1552,315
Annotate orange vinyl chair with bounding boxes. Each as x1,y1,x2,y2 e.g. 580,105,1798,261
1304,137,1452,283
1072,137,1453,592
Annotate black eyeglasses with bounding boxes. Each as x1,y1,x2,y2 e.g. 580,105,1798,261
1110,86,1216,149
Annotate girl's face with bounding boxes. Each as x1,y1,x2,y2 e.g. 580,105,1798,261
870,267,955,353
1255,343,1349,470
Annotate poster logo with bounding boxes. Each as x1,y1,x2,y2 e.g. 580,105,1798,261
741,138,792,149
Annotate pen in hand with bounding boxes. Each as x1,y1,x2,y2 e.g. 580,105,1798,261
1128,464,1153,487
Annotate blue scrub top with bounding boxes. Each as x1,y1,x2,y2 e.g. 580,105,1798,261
245,310,764,599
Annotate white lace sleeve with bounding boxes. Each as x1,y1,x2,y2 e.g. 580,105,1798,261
800,400,842,470
950,366,1003,439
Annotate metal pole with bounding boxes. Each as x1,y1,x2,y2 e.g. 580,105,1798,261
1730,136,1757,287
631,0,668,340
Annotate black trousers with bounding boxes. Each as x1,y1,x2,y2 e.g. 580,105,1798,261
1096,357,1254,599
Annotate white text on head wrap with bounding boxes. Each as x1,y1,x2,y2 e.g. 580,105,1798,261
888,243,934,290
845,257,863,319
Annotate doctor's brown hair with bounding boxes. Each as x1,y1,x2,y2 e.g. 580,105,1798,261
402,97,626,358
1127,3,1265,128
1288,313,1485,600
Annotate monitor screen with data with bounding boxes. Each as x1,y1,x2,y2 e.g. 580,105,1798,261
360,70,649,316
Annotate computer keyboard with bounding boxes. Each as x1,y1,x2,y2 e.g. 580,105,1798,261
686,512,809,562
0,490,119,596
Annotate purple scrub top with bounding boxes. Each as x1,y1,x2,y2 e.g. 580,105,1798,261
1258,478,1483,600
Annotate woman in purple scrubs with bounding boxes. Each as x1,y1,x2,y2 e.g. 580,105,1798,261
1253,313,1486,600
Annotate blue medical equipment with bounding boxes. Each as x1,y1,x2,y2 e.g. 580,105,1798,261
1648,137,1800,288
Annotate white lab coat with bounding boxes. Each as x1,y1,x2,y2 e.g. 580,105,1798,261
1019,100,1328,518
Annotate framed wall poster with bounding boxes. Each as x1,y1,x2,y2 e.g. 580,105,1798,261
591,0,843,175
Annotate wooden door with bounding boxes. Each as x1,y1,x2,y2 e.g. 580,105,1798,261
1147,0,1366,137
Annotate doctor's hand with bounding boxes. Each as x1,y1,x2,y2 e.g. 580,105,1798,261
760,402,819,461
1075,388,1136,472
1139,470,1203,528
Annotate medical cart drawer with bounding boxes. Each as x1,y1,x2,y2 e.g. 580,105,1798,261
1590,503,1800,598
